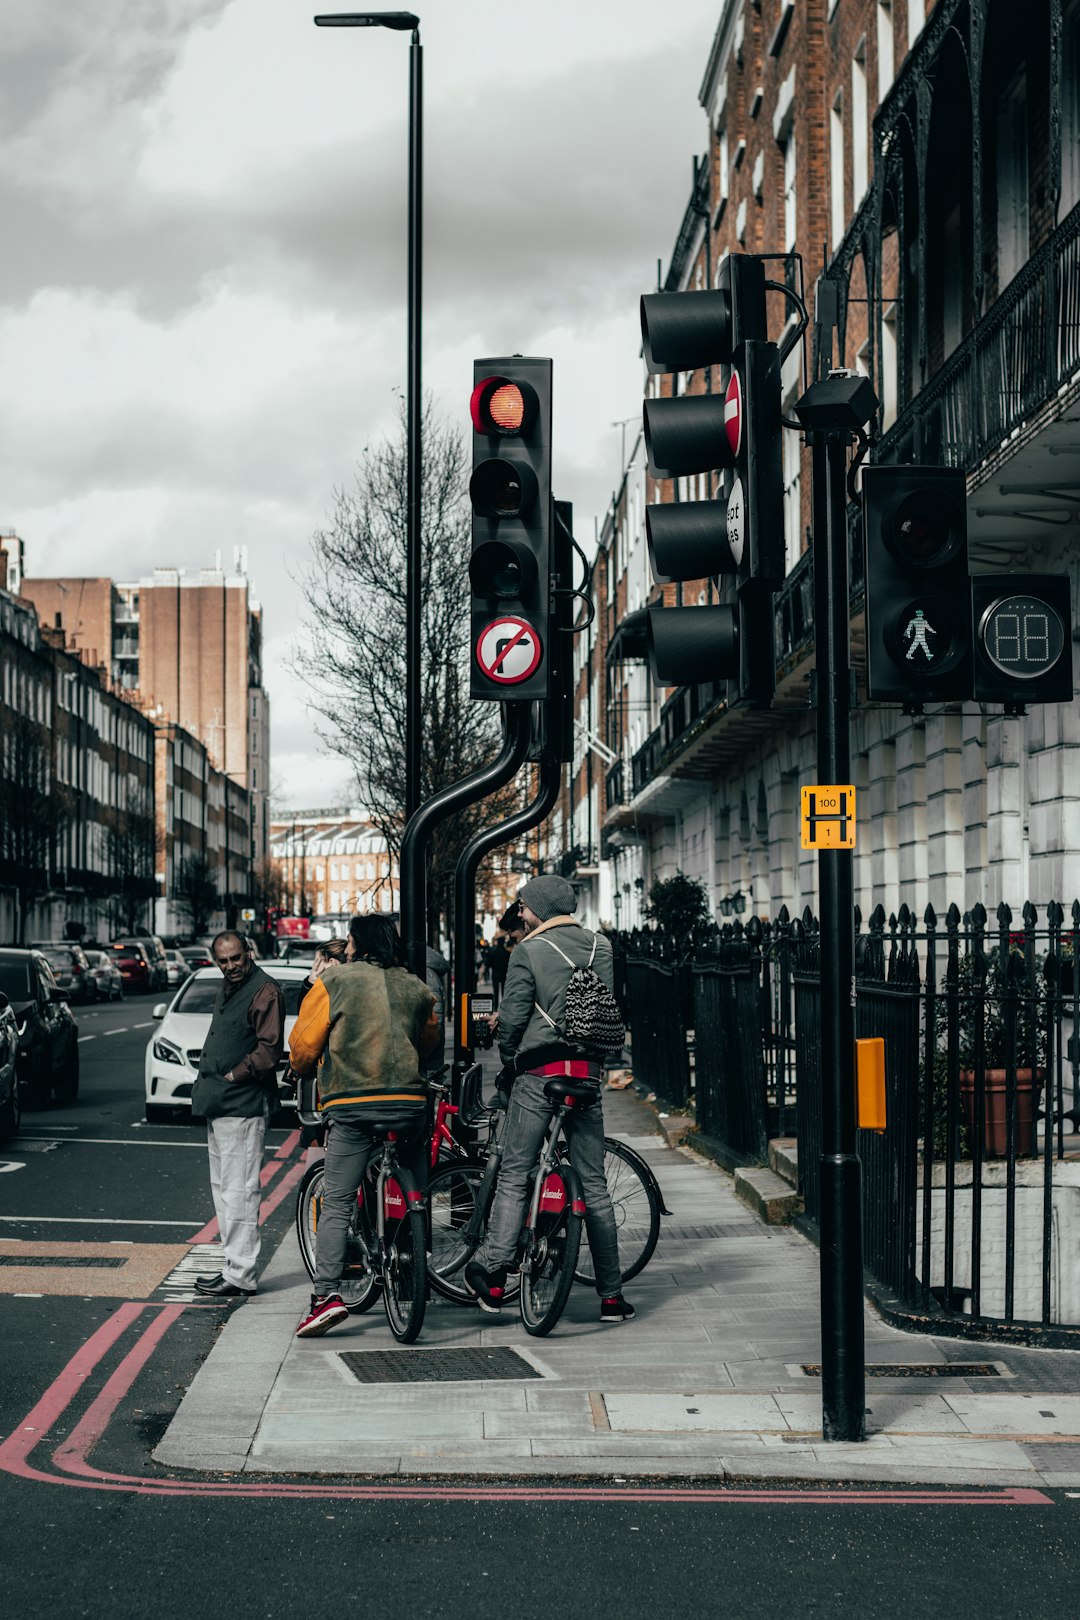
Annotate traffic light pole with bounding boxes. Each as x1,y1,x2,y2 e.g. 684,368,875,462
399,704,530,980
810,426,866,1443
406,24,423,825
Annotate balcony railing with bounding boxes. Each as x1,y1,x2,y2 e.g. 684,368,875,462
605,757,627,810
879,201,1080,470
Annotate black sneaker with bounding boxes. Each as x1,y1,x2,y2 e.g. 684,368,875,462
464,1261,507,1315
599,1295,635,1323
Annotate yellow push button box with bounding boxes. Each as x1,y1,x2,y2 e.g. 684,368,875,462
856,1038,886,1132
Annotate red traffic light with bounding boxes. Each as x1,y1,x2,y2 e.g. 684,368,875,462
471,376,538,437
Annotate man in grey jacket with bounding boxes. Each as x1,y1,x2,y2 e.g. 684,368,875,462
191,932,285,1298
465,874,634,1324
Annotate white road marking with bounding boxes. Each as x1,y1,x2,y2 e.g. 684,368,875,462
0,1215,205,1226
12,1135,205,1149
13,1293,44,1298
103,1028,128,1037
77,1036,96,1043
0,1162,26,1174
132,1022,153,1029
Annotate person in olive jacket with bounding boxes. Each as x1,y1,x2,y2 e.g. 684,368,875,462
288,914,439,1338
191,931,286,1299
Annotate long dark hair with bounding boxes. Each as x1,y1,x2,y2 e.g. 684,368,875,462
348,915,402,970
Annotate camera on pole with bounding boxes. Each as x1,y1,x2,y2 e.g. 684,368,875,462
469,357,553,702
639,254,783,704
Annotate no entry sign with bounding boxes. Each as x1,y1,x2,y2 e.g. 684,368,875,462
475,615,543,685
724,370,743,459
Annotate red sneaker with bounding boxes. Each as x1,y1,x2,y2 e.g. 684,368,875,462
296,1292,350,1338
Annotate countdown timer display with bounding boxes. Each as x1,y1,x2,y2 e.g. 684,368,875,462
977,592,1066,681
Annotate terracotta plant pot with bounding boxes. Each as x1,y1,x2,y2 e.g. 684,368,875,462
959,1069,1043,1158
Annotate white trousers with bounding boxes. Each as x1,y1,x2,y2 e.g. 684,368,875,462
206,1113,266,1291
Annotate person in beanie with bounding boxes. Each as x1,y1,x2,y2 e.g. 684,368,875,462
465,875,634,1324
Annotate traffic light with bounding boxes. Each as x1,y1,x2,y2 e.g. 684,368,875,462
971,574,1073,706
639,254,783,704
862,465,972,702
469,356,553,701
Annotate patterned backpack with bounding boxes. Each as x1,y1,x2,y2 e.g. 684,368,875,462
534,933,626,1057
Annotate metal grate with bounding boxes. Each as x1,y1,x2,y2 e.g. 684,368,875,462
0,1255,128,1269
800,1362,1001,1378
338,1347,542,1384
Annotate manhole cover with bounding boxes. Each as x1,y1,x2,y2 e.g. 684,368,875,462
10,1140,61,1153
338,1347,542,1384
800,1362,1001,1378
0,1255,128,1269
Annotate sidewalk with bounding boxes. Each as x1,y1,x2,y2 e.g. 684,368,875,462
155,1087,1080,1486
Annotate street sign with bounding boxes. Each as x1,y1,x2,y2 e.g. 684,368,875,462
727,476,745,569
475,615,543,685
241,908,255,922
801,784,856,849
724,369,743,458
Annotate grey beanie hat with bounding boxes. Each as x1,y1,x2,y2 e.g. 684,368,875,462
518,874,577,921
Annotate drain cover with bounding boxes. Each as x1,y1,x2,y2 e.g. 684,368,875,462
339,1347,542,1384
0,1255,128,1269
800,1362,1001,1378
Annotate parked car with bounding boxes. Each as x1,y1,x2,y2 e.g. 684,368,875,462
0,991,20,1138
144,964,310,1123
84,950,124,1002
113,935,169,992
0,948,80,1109
29,941,96,1004
275,938,322,967
164,949,191,988
112,943,153,993
179,945,214,970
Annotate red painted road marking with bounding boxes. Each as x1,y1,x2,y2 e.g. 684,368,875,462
0,1304,1057,1503
188,1129,302,1244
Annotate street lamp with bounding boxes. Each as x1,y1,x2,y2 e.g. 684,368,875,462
314,11,423,830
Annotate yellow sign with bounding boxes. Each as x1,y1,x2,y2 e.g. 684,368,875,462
801,784,856,849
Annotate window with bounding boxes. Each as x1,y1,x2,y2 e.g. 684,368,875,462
877,1,894,97
782,131,797,251
907,0,923,51
851,40,868,205
830,93,845,250
997,68,1029,288
1063,2,1080,215
942,204,964,356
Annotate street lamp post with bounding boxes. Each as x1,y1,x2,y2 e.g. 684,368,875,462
314,12,423,831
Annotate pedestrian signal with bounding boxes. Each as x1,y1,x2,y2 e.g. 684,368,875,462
862,465,972,702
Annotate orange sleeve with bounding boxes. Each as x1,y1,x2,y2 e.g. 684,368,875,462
289,977,332,1076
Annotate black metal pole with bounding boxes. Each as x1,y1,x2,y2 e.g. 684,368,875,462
452,749,562,1080
405,27,423,826
400,705,530,980
811,428,865,1443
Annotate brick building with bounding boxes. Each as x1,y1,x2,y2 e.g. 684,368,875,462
556,0,1080,925
21,552,272,868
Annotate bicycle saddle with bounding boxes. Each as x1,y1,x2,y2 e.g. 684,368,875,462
542,1079,600,1107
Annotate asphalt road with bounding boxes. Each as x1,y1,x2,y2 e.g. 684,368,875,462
0,993,1078,1620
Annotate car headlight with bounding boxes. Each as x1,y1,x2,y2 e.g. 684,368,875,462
152,1038,183,1066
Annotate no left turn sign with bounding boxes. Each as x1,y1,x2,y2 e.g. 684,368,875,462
475,615,543,685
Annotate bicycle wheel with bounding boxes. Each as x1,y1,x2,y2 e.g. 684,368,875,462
519,1164,583,1337
381,1169,427,1343
295,1162,379,1313
574,1138,662,1287
427,1159,522,1305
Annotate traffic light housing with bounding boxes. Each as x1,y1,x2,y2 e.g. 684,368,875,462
469,357,553,701
862,465,972,703
639,255,783,704
972,573,1073,706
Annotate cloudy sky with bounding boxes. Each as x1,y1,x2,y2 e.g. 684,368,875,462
0,0,718,810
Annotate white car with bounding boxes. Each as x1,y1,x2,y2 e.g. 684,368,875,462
144,964,310,1123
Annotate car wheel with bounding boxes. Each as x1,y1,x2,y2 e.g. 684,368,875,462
0,1074,20,1140
53,1050,79,1107
19,1056,51,1111
144,1103,175,1124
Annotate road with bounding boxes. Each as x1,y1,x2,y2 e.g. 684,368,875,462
0,991,1078,1620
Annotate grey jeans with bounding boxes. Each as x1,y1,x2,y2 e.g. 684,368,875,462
476,1070,623,1297
314,1118,428,1295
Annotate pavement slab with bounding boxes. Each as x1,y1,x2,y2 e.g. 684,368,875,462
153,1084,1080,1486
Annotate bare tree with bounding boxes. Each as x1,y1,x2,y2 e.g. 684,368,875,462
104,787,159,933
300,402,521,937
174,854,220,939
0,712,70,943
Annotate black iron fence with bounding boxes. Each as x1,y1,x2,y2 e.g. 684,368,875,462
619,900,1080,1335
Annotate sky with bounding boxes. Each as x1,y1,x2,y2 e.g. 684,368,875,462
0,0,719,811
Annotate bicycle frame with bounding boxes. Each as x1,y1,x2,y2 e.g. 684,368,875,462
522,1096,589,1237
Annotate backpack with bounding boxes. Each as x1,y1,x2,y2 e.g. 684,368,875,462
533,933,625,1057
